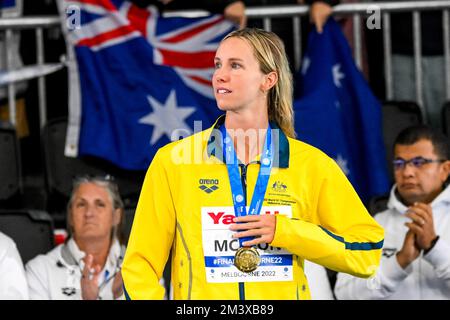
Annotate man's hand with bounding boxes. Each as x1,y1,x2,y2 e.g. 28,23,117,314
229,214,276,246
81,254,101,300
309,1,333,34
405,202,437,251
224,1,246,29
396,230,421,269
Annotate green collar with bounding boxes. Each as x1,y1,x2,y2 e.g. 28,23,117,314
206,114,290,168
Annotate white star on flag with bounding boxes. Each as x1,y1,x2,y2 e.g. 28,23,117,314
332,64,345,88
301,56,311,75
335,154,350,176
335,100,341,110
139,90,196,145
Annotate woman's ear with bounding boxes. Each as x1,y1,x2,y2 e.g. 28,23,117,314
113,208,122,227
261,71,278,92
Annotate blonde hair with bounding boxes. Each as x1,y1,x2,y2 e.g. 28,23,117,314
222,28,296,138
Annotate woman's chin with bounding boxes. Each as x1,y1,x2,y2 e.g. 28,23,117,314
217,104,236,112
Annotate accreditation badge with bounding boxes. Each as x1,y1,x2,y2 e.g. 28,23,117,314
201,205,293,283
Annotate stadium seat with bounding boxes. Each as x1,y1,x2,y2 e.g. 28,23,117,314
0,209,54,264
42,118,146,222
122,207,135,245
0,122,22,202
441,101,450,136
367,194,389,216
382,101,423,182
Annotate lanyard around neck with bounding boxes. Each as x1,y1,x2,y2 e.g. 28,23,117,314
220,124,274,247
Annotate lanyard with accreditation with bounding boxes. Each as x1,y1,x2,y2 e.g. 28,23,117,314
201,124,294,283
221,124,273,273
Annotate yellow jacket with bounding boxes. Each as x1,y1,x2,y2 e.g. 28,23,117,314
122,116,384,300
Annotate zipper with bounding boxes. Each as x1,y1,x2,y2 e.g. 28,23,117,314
238,163,249,300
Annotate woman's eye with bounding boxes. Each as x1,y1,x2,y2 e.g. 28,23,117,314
75,202,85,208
214,62,221,69
231,62,241,69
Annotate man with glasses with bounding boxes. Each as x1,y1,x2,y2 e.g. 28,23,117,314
334,125,450,299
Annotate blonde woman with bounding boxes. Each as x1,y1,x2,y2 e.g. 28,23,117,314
122,28,384,300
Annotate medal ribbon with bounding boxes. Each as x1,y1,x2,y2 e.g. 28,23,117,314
220,124,274,247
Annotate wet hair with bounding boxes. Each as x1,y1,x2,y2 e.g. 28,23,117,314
394,125,450,160
66,175,125,244
222,28,296,138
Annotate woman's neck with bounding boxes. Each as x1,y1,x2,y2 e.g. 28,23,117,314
225,109,269,165
77,237,111,269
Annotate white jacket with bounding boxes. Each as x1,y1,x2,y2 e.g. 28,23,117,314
304,260,334,300
25,238,124,300
0,232,29,299
335,184,450,300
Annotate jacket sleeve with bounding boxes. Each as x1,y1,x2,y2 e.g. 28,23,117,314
334,252,412,299
271,157,384,278
0,237,29,300
423,238,450,291
334,222,450,299
25,257,51,300
333,212,413,300
121,149,176,300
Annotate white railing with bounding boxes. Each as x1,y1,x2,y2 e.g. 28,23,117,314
0,16,61,128
1,1,450,128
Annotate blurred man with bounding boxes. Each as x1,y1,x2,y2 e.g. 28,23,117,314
335,125,450,299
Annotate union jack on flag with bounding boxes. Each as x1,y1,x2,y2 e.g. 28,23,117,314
57,0,235,169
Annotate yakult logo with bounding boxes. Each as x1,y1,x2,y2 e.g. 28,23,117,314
202,206,291,231
207,210,280,225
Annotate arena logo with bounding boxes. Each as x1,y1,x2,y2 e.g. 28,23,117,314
199,178,219,194
62,287,76,296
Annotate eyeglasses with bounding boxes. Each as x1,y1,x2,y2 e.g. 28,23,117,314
75,174,115,182
393,157,446,170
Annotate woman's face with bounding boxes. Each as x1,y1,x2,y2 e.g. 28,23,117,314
70,182,120,243
212,37,268,112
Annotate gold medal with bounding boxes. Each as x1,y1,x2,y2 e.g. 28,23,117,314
234,247,260,273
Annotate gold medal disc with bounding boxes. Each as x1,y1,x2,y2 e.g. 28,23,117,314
234,247,261,273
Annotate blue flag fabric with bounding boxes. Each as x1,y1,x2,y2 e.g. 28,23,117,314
0,0,17,9
59,0,235,170
294,18,390,202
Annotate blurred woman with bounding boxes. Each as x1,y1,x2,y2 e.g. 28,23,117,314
26,176,125,300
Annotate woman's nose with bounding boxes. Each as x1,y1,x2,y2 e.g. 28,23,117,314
214,68,228,83
84,205,95,217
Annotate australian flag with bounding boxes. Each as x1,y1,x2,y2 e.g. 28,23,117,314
294,18,390,203
58,0,235,170
0,0,17,9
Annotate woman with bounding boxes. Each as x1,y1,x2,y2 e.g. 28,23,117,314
122,28,384,300
26,176,125,300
